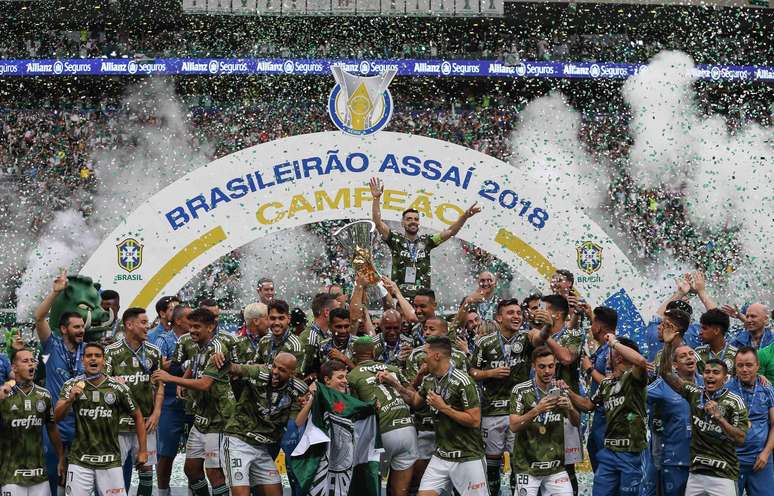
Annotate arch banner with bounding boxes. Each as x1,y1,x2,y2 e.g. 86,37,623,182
80,131,650,336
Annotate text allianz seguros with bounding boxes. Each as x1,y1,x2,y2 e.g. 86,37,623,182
0,57,772,81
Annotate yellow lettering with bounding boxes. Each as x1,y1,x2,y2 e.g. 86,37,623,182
383,189,408,212
409,192,433,218
256,201,284,225
436,203,464,225
315,188,350,210
354,187,372,208
287,194,315,218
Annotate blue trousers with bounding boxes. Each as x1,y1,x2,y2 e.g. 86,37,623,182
739,462,774,496
660,465,689,496
281,419,304,496
592,448,643,496
44,426,71,495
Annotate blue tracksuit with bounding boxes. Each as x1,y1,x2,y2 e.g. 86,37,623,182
727,377,774,496
642,375,702,496
588,342,610,471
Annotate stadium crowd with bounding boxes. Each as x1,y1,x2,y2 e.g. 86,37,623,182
1,190,774,496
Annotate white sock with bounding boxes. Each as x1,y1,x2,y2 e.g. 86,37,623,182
158,490,170,496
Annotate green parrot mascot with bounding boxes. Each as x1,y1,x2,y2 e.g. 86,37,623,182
48,275,116,343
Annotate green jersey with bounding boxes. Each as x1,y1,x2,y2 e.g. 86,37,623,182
552,327,583,393
695,343,738,375
384,231,443,293
317,335,355,368
405,346,469,432
591,369,647,453
225,365,308,445
232,334,262,364
190,337,236,433
60,376,137,469
510,380,567,476
172,332,199,415
348,360,413,433
472,330,534,416
0,384,53,485
256,331,305,372
680,383,749,480
300,323,330,375
418,365,483,461
104,339,163,432
372,333,413,367
759,343,774,384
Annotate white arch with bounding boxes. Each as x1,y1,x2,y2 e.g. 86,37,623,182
80,131,652,328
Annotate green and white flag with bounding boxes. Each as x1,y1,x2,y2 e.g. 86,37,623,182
290,383,381,496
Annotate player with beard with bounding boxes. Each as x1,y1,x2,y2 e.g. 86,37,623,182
152,308,234,496
224,352,307,496
373,309,414,367
255,300,305,369
234,303,269,364
660,325,749,496
104,307,164,496
349,337,417,496
643,343,702,496
726,347,774,496
34,270,87,495
510,346,580,496
0,348,65,496
55,343,147,496
383,336,487,496
317,308,357,370
300,293,340,379
370,177,480,297
405,316,470,495
470,298,548,496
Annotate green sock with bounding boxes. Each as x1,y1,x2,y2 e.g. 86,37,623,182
212,484,229,496
137,471,154,496
190,477,210,496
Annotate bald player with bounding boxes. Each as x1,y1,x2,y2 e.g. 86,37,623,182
374,309,414,367
731,303,774,351
224,352,308,496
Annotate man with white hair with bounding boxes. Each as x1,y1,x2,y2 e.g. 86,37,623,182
730,303,774,351
235,303,269,364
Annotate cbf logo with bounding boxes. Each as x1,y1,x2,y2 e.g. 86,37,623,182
576,240,603,275
117,238,143,273
328,67,396,136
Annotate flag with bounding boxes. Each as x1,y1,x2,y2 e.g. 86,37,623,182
290,383,381,496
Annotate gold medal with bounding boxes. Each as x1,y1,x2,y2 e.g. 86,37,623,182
76,381,86,389
5,380,15,388
538,425,546,435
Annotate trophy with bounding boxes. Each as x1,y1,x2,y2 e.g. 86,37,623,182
332,220,387,296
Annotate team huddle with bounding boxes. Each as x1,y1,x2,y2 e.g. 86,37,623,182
0,178,773,496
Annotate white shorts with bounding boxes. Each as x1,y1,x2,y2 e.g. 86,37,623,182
381,426,419,471
1,482,50,496
185,426,223,469
65,464,125,496
419,455,488,496
417,430,436,460
222,436,281,487
514,471,574,496
685,473,738,496
119,431,158,467
481,415,514,456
